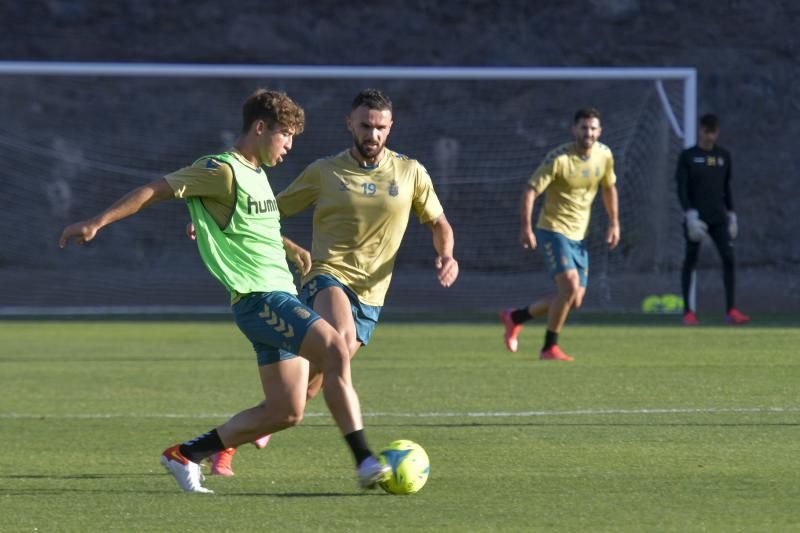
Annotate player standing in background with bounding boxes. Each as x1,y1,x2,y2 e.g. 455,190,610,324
676,113,750,326
499,108,619,361
209,88,459,475
59,89,390,493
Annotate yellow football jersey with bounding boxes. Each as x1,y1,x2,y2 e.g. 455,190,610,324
164,151,254,228
528,142,616,240
277,149,444,306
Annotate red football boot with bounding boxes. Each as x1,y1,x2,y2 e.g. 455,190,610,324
210,448,236,477
539,345,574,362
726,308,750,325
500,309,523,353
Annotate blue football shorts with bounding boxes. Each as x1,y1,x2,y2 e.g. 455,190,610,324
232,291,321,366
300,274,382,346
535,228,589,288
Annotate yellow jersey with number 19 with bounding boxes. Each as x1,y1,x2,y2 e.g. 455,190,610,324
277,149,444,306
528,141,616,241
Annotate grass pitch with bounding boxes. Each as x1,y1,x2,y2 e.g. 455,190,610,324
1,318,798,532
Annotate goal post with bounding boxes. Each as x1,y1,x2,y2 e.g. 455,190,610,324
0,62,696,315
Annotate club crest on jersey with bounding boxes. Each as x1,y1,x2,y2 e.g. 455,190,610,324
717,157,725,166
334,172,349,191
389,180,399,197
707,156,717,166
582,169,589,178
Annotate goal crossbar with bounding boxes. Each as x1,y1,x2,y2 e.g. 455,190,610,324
0,61,697,146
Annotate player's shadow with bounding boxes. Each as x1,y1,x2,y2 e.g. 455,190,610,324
0,488,169,496
226,491,372,498
0,472,162,480
0,473,377,498
0,486,373,498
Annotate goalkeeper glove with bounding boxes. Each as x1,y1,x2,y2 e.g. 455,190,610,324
685,209,708,242
727,211,738,239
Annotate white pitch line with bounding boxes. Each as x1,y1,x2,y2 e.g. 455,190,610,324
0,406,798,420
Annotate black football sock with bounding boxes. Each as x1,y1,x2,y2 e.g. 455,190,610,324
344,429,373,466
511,307,533,324
179,429,226,463
723,262,736,312
543,330,559,351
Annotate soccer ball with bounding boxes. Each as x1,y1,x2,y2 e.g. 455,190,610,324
378,439,430,494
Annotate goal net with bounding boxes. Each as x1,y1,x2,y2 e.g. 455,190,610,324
0,63,694,314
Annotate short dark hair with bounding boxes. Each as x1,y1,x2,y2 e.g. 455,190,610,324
241,89,305,134
699,113,720,131
351,89,393,112
574,107,601,123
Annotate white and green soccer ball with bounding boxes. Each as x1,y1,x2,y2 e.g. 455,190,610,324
378,439,430,495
